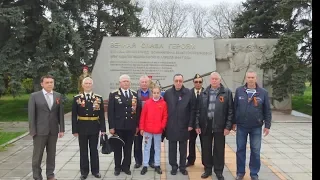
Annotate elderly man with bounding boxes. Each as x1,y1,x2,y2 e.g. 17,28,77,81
108,74,142,176
195,72,234,180
163,73,193,176
134,75,155,169
233,70,271,180
72,77,106,180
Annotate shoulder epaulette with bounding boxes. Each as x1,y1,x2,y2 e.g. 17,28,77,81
131,89,137,93
93,93,102,97
74,94,81,97
111,89,118,93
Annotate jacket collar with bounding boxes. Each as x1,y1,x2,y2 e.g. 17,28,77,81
243,83,260,95
204,83,225,94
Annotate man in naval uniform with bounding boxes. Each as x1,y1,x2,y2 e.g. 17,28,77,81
72,77,106,180
108,74,142,176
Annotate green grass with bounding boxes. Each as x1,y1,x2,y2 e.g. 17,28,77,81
0,131,26,145
0,93,76,122
292,83,312,116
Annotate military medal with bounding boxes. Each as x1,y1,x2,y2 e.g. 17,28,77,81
131,96,137,114
81,100,85,107
56,98,60,104
93,97,100,110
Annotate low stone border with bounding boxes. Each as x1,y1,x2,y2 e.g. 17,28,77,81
0,131,29,147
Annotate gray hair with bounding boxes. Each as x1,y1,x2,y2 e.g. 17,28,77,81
246,69,257,76
82,77,93,85
119,74,131,82
139,75,149,81
210,71,221,79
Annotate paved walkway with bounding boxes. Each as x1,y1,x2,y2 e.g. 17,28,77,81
0,112,312,180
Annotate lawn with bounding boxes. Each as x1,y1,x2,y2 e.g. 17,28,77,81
292,83,312,116
0,131,26,145
0,93,76,122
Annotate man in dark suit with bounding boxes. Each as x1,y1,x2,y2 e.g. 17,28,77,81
195,72,234,180
72,77,106,180
163,73,193,176
108,74,142,176
186,73,204,167
28,75,65,180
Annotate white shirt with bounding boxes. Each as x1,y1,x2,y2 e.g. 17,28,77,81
42,89,53,107
194,88,202,97
121,88,130,98
84,91,92,100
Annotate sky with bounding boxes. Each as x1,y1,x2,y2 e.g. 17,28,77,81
184,0,243,6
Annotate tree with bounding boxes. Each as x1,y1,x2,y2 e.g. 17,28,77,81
148,0,190,37
190,5,209,37
206,2,241,39
232,0,284,38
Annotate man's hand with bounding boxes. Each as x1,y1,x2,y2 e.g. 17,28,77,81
195,128,201,134
58,132,64,138
224,129,230,136
263,128,270,137
109,129,115,135
232,124,237,131
73,133,78,137
188,127,193,131
140,130,144,136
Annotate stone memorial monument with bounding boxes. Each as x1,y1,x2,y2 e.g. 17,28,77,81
92,37,291,111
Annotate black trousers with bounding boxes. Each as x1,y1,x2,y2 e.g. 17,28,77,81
201,129,225,174
187,129,202,163
78,133,100,175
114,129,134,171
168,140,187,170
134,133,155,165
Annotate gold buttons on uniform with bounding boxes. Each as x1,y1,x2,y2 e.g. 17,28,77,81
126,117,127,119
86,114,88,116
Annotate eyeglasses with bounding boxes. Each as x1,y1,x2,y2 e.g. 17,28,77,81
194,81,202,84
174,80,183,83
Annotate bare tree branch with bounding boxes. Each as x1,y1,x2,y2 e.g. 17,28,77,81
190,5,209,37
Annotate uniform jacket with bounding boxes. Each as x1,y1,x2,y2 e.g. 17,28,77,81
163,86,193,141
139,97,168,134
108,88,142,131
190,87,204,128
71,92,106,135
28,90,65,136
233,84,272,129
195,84,234,133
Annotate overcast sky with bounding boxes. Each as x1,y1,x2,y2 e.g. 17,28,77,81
184,0,243,6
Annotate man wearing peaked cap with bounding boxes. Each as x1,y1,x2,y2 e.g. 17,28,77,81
186,73,204,167
78,65,91,93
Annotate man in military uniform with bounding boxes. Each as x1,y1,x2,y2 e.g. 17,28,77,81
72,77,106,180
78,65,91,93
108,74,142,176
186,73,204,167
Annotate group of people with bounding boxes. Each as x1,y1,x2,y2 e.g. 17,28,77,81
28,69,271,180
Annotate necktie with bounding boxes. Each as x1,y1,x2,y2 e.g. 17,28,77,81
46,93,52,110
125,90,129,98
196,90,200,98
86,94,90,101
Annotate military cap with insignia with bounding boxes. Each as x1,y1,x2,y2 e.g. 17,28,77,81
193,73,201,80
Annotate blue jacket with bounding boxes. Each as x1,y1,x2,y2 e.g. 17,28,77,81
233,84,271,129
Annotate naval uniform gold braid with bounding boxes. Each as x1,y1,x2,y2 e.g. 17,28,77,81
78,116,99,121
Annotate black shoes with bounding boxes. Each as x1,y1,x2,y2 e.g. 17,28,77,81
155,166,162,174
114,170,120,176
180,169,188,175
141,167,148,175
216,173,224,180
201,172,212,179
236,175,244,180
80,175,87,180
122,169,131,175
92,173,101,178
170,168,177,175
134,164,142,168
149,162,155,168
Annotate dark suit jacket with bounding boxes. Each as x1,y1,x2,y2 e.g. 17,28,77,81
108,88,142,131
28,90,65,136
190,87,204,128
71,93,106,135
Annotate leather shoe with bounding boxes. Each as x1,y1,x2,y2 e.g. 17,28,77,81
201,172,212,179
80,175,87,180
236,175,244,180
216,173,224,180
149,162,155,168
251,176,259,180
123,169,131,175
93,173,101,178
134,163,141,168
170,169,177,175
140,166,148,175
180,169,188,175
186,162,194,167
47,177,57,180
114,171,120,176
